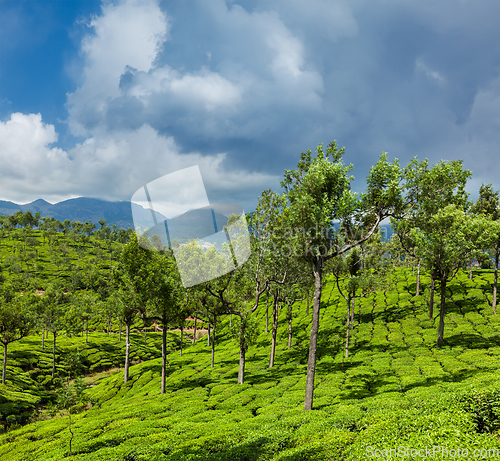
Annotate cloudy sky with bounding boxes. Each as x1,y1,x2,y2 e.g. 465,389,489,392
0,0,499,213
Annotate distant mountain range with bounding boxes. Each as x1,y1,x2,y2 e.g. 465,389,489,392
0,197,393,243
0,198,231,241
0,197,163,229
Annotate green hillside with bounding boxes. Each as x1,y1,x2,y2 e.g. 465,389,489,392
2,268,500,460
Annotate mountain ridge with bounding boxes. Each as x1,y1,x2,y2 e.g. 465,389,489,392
0,198,231,239
0,197,140,229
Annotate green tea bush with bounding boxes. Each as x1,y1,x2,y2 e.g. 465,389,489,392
460,389,500,434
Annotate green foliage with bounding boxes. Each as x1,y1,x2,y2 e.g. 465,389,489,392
461,390,500,434
230,310,259,352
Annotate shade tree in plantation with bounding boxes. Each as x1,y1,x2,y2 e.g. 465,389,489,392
280,283,309,351
331,231,390,358
75,291,99,344
281,141,404,410
82,258,101,295
56,375,91,456
248,190,312,368
217,268,267,384
177,239,238,368
100,293,121,335
229,307,260,384
393,158,500,346
471,183,500,313
0,294,34,384
393,159,471,321
41,285,66,377
412,205,500,347
145,252,186,394
114,274,139,383
172,292,196,357
113,233,152,383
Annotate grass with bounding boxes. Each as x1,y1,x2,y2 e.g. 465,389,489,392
1,268,500,460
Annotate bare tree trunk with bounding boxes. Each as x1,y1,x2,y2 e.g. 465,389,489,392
429,276,435,320
350,293,355,328
306,293,310,316
416,259,421,296
345,296,351,358
493,250,499,314
180,326,183,357
304,260,322,411
238,346,246,384
287,305,292,349
193,315,197,343
265,293,269,333
119,318,122,342
210,322,216,368
229,314,232,327
161,325,167,394
437,278,447,347
269,296,279,368
52,331,56,378
68,408,74,456
207,321,211,347
124,323,130,383
469,259,473,279
2,343,7,384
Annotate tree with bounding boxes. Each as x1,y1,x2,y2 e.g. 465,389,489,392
82,258,100,295
0,294,33,384
113,233,151,383
101,293,120,335
83,221,96,236
394,158,471,320
471,183,500,313
230,308,259,384
41,285,66,377
75,292,98,344
56,374,91,456
146,252,185,394
249,190,311,368
282,141,403,410
413,205,499,347
178,240,237,368
331,233,390,357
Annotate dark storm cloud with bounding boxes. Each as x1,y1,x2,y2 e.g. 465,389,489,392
66,0,499,198
4,0,496,206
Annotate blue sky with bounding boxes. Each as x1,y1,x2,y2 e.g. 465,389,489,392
0,0,499,213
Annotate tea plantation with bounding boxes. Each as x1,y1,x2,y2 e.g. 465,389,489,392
2,268,500,460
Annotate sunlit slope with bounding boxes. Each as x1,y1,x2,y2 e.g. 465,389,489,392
2,269,500,460
0,332,168,427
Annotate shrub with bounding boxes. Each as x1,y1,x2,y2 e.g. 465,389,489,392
461,389,500,434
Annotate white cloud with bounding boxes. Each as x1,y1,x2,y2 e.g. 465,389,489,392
122,66,242,111
66,0,326,140
67,0,169,135
0,113,278,209
0,113,71,201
